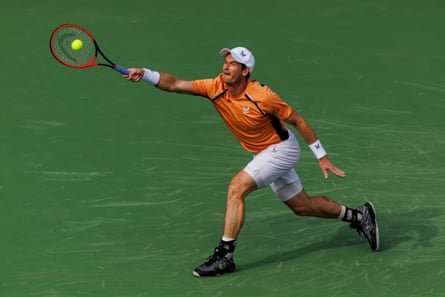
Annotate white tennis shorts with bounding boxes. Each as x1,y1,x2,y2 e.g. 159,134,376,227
243,130,303,201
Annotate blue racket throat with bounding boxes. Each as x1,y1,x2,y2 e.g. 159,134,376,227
114,64,130,75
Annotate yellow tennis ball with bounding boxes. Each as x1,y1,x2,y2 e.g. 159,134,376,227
71,39,83,51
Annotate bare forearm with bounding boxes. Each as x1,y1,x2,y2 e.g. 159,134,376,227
156,73,180,92
125,68,194,94
286,111,318,145
296,119,318,145
155,73,193,94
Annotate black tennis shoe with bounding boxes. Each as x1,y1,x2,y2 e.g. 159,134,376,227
350,202,380,251
192,246,236,277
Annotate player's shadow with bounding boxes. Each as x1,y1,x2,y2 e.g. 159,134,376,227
240,207,442,272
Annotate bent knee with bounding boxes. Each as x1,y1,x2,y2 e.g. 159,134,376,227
227,171,257,199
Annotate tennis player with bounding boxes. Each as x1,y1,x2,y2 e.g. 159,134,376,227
123,46,379,277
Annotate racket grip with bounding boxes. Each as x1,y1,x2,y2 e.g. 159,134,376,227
114,64,130,75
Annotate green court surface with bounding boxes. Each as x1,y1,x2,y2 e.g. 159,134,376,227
1,0,444,296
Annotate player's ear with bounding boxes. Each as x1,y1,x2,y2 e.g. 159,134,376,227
241,65,250,78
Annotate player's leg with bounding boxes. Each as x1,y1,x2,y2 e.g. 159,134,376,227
277,182,379,251
192,170,257,278
283,189,342,218
223,170,258,239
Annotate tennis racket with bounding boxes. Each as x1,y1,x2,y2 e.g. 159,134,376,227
49,24,129,75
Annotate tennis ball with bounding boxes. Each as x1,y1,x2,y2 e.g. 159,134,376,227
71,39,83,51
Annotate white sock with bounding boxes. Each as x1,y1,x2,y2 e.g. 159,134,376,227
338,205,346,219
222,236,236,242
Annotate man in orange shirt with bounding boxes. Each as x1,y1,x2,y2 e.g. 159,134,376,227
124,46,379,277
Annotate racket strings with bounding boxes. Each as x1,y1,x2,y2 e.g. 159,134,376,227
51,27,95,67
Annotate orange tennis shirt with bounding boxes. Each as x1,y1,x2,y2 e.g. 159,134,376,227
192,74,293,153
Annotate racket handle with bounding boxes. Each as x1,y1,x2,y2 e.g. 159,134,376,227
114,64,130,75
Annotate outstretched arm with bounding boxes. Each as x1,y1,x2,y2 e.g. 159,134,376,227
124,67,194,95
285,110,346,179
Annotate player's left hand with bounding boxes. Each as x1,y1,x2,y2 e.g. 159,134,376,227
319,156,346,179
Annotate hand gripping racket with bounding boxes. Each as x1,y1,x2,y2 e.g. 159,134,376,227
49,24,129,75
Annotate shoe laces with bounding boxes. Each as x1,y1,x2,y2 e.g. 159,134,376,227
349,209,363,236
203,247,225,264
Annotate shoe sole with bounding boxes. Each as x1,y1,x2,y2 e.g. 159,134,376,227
366,201,380,251
192,267,235,278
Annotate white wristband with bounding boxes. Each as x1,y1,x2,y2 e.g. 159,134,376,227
142,68,160,85
308,140,327,159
